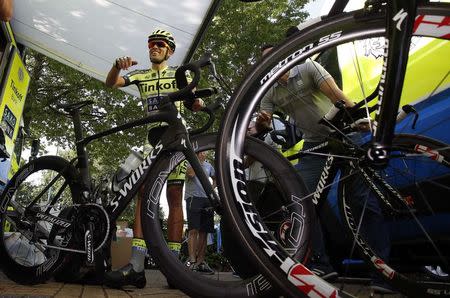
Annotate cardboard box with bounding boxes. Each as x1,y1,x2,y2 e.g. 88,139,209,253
116,221,129,230
115,221,133,238
111,237,133,269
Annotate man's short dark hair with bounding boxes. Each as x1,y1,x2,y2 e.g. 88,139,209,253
260,43,274,53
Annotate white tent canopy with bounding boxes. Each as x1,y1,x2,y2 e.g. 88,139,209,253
11,0,219,97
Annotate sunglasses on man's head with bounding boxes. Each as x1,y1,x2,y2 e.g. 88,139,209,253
148,40,169,49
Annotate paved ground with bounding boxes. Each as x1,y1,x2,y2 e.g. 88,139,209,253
0,269,187,298
0,269,407,297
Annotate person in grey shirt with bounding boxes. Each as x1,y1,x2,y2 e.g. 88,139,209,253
259,55,351,143
256,44,392,293
257,44,353,281
184,151,216,274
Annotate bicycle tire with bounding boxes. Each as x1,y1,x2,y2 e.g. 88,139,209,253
216,4,449,297
0,156,81,284
141,133,311,297
339,134,450,297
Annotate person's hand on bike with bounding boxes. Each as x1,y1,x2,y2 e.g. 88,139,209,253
255,110,272,134
191,98,205,112
352,118,372,132
114,56,138,70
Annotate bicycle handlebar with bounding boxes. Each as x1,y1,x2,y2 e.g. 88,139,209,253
321,100,419,133
168,53,212,101
190,99,223,135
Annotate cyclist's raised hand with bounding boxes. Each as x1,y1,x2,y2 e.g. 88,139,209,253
114,56,138,70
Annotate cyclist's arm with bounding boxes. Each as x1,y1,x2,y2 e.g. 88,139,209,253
106,56,137,88
105,66,126,88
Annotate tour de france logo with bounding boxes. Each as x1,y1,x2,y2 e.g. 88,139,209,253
18,67,24,82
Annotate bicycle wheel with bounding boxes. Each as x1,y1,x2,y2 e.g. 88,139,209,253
339,134,450,297
0,156,81,284
140,133,310,297
216,4,449,297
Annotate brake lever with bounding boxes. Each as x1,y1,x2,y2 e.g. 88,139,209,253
396,104,419,129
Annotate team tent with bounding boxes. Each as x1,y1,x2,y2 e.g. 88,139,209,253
10,0,221,97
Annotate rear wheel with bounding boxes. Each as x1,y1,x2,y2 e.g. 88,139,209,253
0,156,80,284
141,133,310,297
339,134,450,297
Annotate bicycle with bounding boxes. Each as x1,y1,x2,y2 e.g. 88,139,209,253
216,0,450,297
0,56,309,297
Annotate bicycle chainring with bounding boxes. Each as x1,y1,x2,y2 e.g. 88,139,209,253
72,203,111,253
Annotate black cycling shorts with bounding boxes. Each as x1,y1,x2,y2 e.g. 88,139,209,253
148,126,187,184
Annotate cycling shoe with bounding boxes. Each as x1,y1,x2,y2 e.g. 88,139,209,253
104,263,146,289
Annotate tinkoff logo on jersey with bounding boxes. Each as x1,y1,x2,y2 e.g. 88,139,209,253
138,78,177,94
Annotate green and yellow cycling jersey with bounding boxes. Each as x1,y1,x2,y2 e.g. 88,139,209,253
123,65,191,115
123,65,190,182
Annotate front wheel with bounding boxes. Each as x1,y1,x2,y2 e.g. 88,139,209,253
141,133,311,297
0,156,81,284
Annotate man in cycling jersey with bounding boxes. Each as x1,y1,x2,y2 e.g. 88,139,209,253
257,44,391,293
104,29,203,288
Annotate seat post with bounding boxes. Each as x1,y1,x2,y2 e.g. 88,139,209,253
70,108,92,191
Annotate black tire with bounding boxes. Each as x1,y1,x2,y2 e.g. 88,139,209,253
0,156,81,284
141,133,310,297
339,134,450,297
216,4,449,297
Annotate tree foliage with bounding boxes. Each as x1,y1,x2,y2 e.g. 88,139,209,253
195,0,309,89
187,0,309,130
24,50,147,177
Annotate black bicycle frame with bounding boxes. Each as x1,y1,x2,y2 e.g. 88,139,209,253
68,100,219,223
293,142,341,206
304,142,401,212
368,0,418,166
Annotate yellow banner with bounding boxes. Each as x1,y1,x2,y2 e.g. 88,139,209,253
0,46,30,181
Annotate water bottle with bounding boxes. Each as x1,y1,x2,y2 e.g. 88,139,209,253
111,150,143,192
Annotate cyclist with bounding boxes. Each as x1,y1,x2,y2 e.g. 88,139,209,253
256,44,393,293
104,29,203,288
